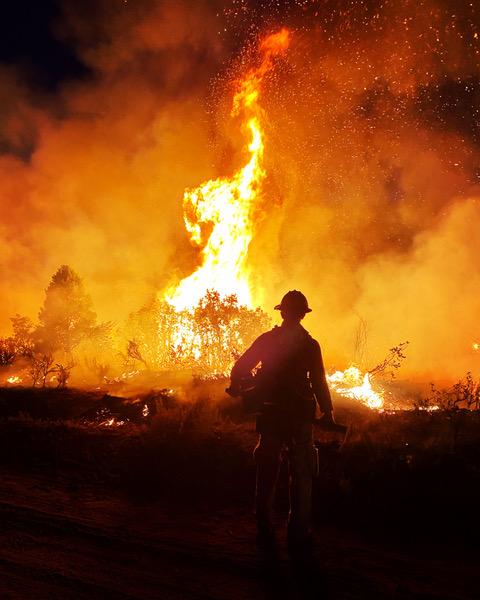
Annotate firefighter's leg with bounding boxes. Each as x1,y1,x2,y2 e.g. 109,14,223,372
253,434,282,534
287,423,317,547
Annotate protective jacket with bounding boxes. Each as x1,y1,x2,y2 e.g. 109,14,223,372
231,323,332,432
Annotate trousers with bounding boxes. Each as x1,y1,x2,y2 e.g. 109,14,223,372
253,421,318,543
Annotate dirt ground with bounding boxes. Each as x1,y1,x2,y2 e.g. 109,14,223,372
0,388,478,599
0,468,477,600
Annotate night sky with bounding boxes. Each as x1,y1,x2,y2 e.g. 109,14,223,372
0,1,89,90
1,0,479,147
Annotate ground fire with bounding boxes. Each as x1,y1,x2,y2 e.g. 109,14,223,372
326,367,383,410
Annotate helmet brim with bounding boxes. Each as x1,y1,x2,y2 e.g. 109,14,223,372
274,304,312,313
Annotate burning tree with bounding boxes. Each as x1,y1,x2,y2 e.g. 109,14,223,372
10,315,35,357
87,31,289,382
123,298,174,370
125,291,270,375
143,30,290,376
0,338,16,366
170,290,271,375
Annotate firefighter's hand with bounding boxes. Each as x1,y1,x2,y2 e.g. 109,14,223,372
226,383,241,397
318,411,335,425
316,412,348,434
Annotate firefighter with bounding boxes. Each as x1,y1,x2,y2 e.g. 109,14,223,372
229,290,335,552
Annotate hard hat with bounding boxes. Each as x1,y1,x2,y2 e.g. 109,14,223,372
274,290,312,313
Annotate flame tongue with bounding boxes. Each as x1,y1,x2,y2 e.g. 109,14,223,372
327,366,384,410
167,29,290,311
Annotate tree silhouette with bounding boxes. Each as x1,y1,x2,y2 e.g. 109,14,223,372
0,338,16,366
10,314,35,357
37,265,97,356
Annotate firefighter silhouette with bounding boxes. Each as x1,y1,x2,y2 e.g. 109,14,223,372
229,290,336,552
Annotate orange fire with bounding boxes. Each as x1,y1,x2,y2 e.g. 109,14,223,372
166,29,290,311
327,367,384,410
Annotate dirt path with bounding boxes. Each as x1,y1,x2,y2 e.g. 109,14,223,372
0,470,477,600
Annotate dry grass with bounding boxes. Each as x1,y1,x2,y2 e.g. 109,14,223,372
0,385,480,544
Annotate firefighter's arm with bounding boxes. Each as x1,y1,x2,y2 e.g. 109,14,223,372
310,341,334,417
228,335,264,396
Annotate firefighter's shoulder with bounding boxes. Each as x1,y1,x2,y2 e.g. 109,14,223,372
253,326,281,346
302,329,321,353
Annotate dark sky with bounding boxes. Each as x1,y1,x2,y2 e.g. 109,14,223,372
0,0,479,150
0,0,89,90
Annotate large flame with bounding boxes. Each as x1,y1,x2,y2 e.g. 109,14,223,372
167,29,290,311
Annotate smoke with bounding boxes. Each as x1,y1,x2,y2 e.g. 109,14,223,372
0,0,479,380
0,0,229,327
246,0,480,380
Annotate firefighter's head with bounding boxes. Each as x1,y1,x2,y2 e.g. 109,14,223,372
274,290,312,323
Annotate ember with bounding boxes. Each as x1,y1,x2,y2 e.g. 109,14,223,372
101,417,125,427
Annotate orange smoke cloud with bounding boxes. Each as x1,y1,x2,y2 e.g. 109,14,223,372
0,0,479,382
